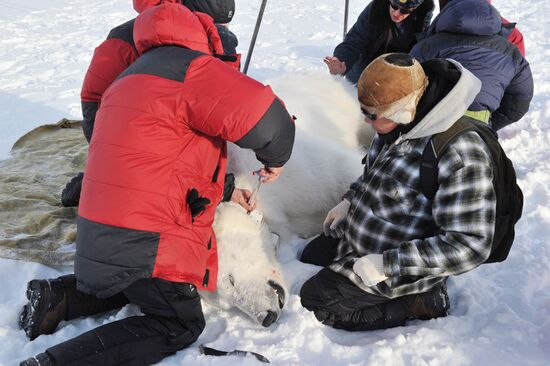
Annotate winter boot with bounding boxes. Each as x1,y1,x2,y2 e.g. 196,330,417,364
405,283,450,320
313,305,386,331
19,352,56,366
61,172,83,207
19,278,67,340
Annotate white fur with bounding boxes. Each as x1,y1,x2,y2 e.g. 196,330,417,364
226,129,365,242
270,73,371,148
203,72,375,326
200,203,286,326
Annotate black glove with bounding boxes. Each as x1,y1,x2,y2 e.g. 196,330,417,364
61,172,84,207
186,188,211,222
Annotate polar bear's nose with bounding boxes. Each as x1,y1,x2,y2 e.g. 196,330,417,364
262,311,278,327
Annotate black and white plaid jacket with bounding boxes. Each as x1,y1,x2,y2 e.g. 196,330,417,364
330,61,497,298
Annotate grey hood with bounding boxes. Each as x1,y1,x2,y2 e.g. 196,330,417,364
395,59,482,145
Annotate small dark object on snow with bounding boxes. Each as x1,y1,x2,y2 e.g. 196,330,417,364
199,344,270,363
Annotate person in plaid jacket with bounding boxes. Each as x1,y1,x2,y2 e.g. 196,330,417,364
300,53,496,331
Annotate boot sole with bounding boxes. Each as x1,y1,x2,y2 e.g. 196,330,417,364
18,280,51,341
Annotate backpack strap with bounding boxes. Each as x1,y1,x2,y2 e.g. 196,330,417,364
420,117,477,200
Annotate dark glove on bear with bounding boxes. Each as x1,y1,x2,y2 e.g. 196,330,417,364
186,188,211,222
61,172,84,207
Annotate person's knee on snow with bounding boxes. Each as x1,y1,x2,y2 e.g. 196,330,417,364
299,234,340,266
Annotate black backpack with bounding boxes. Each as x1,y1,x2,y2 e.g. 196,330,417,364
420,116,523,263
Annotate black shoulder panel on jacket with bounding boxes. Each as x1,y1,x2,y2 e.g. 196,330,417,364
116,46,206,83
236,98,295,168
107,19,136,46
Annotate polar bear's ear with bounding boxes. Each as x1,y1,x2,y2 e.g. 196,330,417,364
268,280,286,309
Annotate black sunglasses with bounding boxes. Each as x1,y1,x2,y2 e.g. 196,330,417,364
361,107,378,121
389,1,417,14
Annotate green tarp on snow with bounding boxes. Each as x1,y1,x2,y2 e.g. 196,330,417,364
0,119,86,266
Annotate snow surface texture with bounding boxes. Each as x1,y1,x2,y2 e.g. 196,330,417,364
0,0,549,365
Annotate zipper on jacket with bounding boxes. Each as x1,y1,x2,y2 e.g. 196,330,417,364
202,269,210,288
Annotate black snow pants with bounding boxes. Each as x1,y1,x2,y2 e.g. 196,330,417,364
299,234,445,331
46,275,205,366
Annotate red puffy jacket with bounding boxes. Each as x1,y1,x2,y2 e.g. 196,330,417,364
80,0,238,142
75,3,295,297
80,18,139,142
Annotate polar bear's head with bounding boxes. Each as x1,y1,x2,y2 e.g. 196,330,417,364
202,202,287,327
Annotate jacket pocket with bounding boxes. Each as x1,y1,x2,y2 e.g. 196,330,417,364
371,177,418,224
169,172,220,229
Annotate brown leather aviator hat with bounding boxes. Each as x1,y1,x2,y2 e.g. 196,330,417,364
358,53,428,124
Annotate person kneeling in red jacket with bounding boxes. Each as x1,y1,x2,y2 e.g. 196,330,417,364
19,3,295,366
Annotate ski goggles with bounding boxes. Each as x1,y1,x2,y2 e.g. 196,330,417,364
389,0,418,14
360,107,378,121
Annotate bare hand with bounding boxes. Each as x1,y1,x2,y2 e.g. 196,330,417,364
230,188,257,212
256,166,284,184
323,56,346,75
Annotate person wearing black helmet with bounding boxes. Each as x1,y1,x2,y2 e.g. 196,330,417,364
324,0,434,84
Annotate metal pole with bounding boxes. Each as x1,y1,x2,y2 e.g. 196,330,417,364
343,0,350,39
243,0,268,75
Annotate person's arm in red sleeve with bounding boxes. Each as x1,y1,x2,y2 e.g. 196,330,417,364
81,34,138,142
185,58,296,171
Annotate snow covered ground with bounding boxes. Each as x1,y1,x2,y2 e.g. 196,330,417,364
0,0,549,365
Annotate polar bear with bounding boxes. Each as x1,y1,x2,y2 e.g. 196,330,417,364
200,73,374,327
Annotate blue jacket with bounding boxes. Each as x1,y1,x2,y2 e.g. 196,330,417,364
410,0,533,130
334,0,434,84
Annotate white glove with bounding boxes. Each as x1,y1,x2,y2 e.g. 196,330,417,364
323,199,351,237
353,254,388,287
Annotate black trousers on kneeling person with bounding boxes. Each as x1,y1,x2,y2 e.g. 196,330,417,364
34,275,204,365
299,234,449,331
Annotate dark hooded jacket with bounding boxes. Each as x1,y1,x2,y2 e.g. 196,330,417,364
75,3,295,297
334,0,434,84
410,0,533,130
